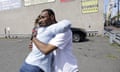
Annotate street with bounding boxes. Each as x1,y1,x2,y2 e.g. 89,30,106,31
0,37,120,72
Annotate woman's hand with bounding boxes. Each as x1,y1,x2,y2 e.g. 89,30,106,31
31,28,37,40
28,41,32,51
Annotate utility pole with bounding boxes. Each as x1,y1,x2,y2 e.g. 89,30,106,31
117,0,119,22
106,0,115,26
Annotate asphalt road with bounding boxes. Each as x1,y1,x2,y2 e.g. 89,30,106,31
0,37,120,72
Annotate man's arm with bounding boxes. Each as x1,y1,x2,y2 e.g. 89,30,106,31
32,30,71,55
32,37,57,55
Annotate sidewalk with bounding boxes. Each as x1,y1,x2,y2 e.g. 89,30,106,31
104,26,120,33
73,37,120,72
0,37,120,72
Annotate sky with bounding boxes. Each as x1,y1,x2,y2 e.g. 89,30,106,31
104,0,118,17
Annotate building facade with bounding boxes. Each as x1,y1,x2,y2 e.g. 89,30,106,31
0,0,104,37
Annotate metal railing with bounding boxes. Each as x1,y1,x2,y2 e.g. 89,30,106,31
0,34,31,39
104,30,120,45
87,31,98,37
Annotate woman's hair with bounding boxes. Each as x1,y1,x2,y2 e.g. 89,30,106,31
35,15,40,24
34,15,40,27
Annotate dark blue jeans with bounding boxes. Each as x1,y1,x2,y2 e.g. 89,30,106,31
19,62,44,72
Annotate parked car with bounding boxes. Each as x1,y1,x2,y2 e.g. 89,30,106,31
71,27,87,42
112,21,120,28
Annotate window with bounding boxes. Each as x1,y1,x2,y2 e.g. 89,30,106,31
0,0,21,11
24,0,55,6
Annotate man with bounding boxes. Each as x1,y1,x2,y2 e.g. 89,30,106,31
31,9,79,72
20,9,71,72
